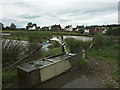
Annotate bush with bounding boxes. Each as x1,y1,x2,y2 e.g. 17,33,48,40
48,41,60,49
94,32,106,49
27,32,52,43
65,38,92,52
106,35,114,46
24,43,47,62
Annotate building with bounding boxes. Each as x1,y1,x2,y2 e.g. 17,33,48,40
75,25,84,33
51,24,62,31
41,26,49,31
28,25,36,30
26,22,37,30
84,27,89,34
89,27,101,34
64,25,73,31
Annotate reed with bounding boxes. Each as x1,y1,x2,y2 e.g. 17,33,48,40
65,38,92,52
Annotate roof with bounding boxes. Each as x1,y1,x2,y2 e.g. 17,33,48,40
76,26,84,28
42,26,49,28
65,25,72,28
51,24,61,28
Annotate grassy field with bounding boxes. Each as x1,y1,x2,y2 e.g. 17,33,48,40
2,30,93,41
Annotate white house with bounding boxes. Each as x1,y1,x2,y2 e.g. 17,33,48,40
64,25,73,31
84,29,89,34
29,25,36,30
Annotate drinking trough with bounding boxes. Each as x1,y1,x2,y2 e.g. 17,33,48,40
17,52,82,87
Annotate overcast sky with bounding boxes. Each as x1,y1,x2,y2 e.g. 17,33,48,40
0,0,119,28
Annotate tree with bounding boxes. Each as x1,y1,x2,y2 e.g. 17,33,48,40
25,26,28,30
36,26,40,31
5,26,10,30
33,23,37,27
10,23,16,30
27,22,32,27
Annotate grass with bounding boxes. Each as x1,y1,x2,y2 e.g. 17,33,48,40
2,31,52,42
65,38,92,53
86,43,118,65
105,82,115,88
80,59,86,65
86,43,118,84
49,47,62,56
2,30,93,41
2,39,26,67
2,68,17,88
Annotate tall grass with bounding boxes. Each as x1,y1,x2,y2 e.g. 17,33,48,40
2,39,26,88
94,32,106,49
24,43,47,62
65,38,92,53
2,31,52,42
27,31,52,43
2,39,26,67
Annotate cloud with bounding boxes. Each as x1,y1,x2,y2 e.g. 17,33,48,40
0,0,119,28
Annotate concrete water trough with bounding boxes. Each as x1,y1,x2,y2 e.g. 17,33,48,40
17,52,82,87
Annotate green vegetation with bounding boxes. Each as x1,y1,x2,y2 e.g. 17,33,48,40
49,47,62,56
80,59,86,65
105,82,115,88
2,69,17,88
2,40,26,88
65,38,92,52
2,30,92,41
106,26,120,36
52,31,92,37
2,38,62,88
94,32,106,49
2,31,52,42
2,39,26,67
86,43,118,84
2,30,119,88
86,43,118,65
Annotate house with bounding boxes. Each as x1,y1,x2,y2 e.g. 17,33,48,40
75,25,84,34
28,25,36,30
51,24,62,31
26,22,38,30
26,23,40,31
64,25,73,31
89,27,101,34
89,27,95,34
84,27,89,34
41,26,49,31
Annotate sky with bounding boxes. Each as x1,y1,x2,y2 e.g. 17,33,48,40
0,0,119,28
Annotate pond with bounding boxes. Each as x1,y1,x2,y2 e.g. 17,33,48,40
53,35,93,41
